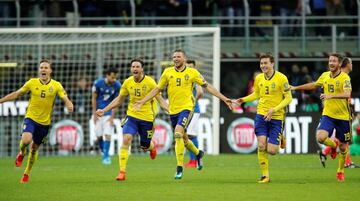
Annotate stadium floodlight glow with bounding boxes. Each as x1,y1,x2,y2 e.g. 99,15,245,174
0,27,221,156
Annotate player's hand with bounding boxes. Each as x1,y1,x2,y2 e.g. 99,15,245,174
95,109,104,117
264,108,274,121
320,93,332,100
134,101,144,112
66,102,74,113
234,98,244,106
224,98,233,110
108,116,114,126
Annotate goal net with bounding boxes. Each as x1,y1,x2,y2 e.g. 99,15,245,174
0,27,220,157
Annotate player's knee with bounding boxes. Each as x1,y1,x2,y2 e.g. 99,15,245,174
267,149,277,155
316,130,328,143
258,143,267,151
339,143,347,152
140,141,151,150
104,135,111,141
174,132,183,139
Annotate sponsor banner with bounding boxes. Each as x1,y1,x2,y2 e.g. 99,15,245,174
49,119,84,155
153,119,173,154
221,113,322,154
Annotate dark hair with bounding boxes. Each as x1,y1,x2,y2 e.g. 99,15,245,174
341,57,351,68
186,59,196,66
105,67,118,75
259,53,274,63
130,58,144,67
40,59,52,69
330,53,343,63
173,49,186,57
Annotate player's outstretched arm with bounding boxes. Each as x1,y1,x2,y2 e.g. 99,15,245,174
134,87,161,112
91,92,98,122
204,83,232,109
96,95,126,117
61,96,74,113
290,82,318,91
155,94,169,114
0,89,26,104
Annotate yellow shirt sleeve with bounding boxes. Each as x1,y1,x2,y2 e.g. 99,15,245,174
19,79,32,94
343,75,352,91
243,75,260,102
56,82,67,98
120,79,129,96
158,70,168,90
315,72,326,87
193,69,207,87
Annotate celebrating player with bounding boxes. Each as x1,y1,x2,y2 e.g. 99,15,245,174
234,53,292,183
92,67,121,165
134,49,232,179
318,57,359,168
96,58,168,181
290,53,352,182
184,59,204,168
0,59,73,183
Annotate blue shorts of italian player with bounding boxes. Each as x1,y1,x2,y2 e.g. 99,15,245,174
254,114,283,145
22,118,50,145
170,109,192,130
122,116,154,147
318,115,351,143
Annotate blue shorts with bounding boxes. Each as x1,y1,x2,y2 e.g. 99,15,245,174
22,118,50,145
170,110,193,130
254,114,284,145
318,115,351,143
122,116,154,144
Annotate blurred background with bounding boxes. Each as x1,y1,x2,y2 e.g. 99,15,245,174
0,0,359,156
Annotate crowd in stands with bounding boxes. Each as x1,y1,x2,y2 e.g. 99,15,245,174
0,0,358,36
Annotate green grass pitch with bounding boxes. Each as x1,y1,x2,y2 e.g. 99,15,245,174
1,154,360,201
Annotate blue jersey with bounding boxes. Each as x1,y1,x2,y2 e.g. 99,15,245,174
92,78,121,116
193,85,200,113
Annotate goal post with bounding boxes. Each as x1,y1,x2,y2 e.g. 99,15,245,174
0,27,221,156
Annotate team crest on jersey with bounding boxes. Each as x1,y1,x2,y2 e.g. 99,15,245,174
336,80,340,87
184,74,189,81
284,83,289,89
49,86,54,93
142,84,147,92
345,80,351,88
271,82,276,89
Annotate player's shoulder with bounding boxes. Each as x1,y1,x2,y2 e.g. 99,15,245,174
320,71,330,77
255,73,264,81
94,78,104,85
114,80,121,87
144,75,156,82
275,71,289,80
340,72,351,80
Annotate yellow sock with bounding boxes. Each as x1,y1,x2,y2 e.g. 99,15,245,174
24,149,38,175
148,141,154,151
337,148,348,173
175,135,185,167
19,140,27,156
323,138,336,148
185,140,199,156
258,149,269,177
119,147,129,172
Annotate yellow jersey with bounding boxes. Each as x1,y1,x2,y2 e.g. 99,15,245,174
20,78,67,125
120,75,157,122
158,66,207,115
253,71,291,120
316,71,352,120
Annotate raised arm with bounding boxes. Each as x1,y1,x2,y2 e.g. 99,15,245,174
0,89,27,104
291,82,318,91
96,94,126,117
155,93,169,114
134,87,161,112
204,83,232,109
61,95,74,113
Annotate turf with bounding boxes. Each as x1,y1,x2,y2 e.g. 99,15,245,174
1,154,359,201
